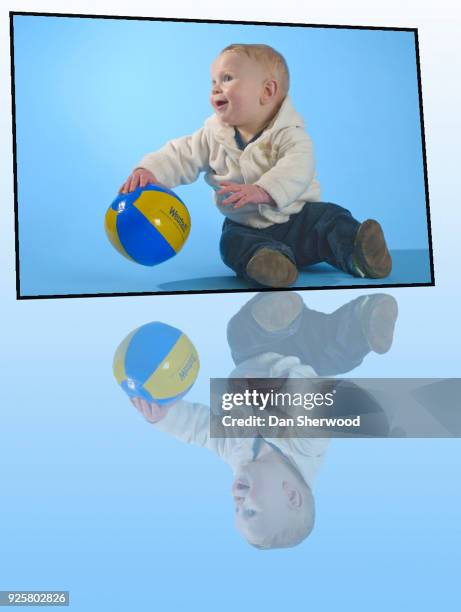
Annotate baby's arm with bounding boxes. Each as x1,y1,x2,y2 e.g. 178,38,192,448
254,128,316,208
216,128,315,209
119,168,159,194
130,396,172,423
130,395,232,459
119,127,210,194
217,182,275,209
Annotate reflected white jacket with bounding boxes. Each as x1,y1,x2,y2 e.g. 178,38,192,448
153,353,329,488
138,96,321,229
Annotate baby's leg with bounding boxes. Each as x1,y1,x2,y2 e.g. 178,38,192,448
281,202,360,273
296,294,398,374
219,218,297,287
281,202,391,278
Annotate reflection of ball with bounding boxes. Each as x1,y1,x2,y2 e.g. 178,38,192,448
105,184,191,266
113,322,200,405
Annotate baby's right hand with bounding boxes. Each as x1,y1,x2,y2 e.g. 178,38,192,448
130,396,171,424
119,168,158,194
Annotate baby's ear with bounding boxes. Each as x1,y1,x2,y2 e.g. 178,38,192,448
261,79,278,104
283,481,303,509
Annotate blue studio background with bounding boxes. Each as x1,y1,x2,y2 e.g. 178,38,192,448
2,5,460,611
13,15,431,296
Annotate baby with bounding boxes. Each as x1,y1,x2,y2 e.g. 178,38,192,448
131,395,325,549
120,43,392,287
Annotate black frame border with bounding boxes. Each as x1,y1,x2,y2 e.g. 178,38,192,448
9,11,435,300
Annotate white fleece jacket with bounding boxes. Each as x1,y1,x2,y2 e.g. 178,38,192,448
138,96,321,229
153,352,329,487
154,400,328,488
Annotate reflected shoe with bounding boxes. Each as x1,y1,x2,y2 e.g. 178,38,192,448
360,294,398,354
352,220,392,279
250,292,304,331
246,248,298,288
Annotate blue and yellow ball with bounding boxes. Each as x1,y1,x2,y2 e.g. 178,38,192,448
113,321,200,405
105,184,191,266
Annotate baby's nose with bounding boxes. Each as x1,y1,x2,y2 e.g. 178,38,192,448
212,82,222,95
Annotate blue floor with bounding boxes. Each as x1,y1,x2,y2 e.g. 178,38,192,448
158,249,432,293
20,249,432,297
294,248,433,289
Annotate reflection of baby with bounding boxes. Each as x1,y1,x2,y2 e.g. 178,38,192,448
120,43,391,288
130,291,398,547
131,394,327,549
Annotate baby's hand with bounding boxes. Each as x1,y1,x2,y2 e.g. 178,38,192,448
119,168,158,194
130,396,171,424
217,182,274,209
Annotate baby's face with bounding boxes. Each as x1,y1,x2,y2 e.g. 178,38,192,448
232,453,304,545
210,52,269,129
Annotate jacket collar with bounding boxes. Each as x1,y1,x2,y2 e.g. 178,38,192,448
204,96,304,147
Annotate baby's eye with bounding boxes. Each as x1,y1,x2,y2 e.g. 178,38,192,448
243,509,257,518
223,74,233,82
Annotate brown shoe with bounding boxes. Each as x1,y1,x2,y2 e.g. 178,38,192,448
360,294,398,354
246,248,298,288
250,292,304,331
352,220,392,279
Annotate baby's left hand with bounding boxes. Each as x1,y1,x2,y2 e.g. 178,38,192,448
217,182,274,209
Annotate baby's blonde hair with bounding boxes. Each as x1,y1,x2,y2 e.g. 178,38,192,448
220,43,290,97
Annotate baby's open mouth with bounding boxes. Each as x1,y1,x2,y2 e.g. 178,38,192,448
215,99,228,109
232,478,250,496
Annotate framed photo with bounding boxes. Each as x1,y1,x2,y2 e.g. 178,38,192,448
10,12,433,298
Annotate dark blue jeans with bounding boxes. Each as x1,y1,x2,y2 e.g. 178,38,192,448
227,293,371,375
220,202,360,281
